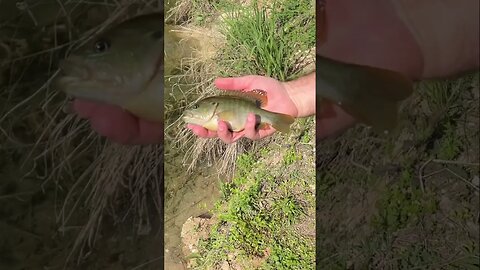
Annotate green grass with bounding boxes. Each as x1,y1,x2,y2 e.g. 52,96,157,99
217,0,315,81
180,1,316,268
195,146,315,269
316,73,479,269
164,0,316,267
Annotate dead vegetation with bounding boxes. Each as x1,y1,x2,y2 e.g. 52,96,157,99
1,1,163,268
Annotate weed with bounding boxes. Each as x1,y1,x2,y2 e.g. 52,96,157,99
167,0,315,268
272,197,302,225
315,72,478,269
265,236,315,270
283,147,301,166
372,169,438,232
218,0,315,81
236,152,256,177
435,121,463,160
195,135,314,269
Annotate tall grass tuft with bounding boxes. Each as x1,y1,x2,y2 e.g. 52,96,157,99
219,0,315,81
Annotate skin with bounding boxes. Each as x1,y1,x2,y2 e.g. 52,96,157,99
73,0,479,144
187,74,314,143
73,99,163,145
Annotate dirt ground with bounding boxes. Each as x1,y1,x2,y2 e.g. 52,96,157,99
316,75,479,269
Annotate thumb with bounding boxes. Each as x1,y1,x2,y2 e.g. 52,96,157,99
214,75,260,91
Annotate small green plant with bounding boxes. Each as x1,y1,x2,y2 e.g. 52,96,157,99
196,138,314,269
183,0,315,268
372,169,438,232
272,197,302,225
220,181,236,200
265,237,315,270
436,121,462,160
301,131,312,144
283,147,300,165
237,153,256,177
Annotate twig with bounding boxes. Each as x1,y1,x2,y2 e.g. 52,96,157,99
444,167,480,191
418,159,433,193
418,158,480,192
431,159,479,167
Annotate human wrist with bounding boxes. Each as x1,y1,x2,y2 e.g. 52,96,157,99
284,72,316,117
389,0,479,78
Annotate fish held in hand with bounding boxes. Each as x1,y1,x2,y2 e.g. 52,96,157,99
54,12,164,123
317,3,413,133
317,56,413,133
182,90,295,133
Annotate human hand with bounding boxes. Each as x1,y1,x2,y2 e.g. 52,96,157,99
315,0,416,139
318,0,478,79
315,0,478,139
72,99,163,145
186,75,299,144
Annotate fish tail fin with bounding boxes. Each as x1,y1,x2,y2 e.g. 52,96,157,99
317,56,414,133
267,112,295,133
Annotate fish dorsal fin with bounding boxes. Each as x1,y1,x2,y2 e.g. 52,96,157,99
221,89,268,107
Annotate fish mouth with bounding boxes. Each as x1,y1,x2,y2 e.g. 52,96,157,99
182,110,193,118
58,57,91,82
182,111,195,123
56,56,117,89
181,110,208,125
54,56,125,104
55,57,92,95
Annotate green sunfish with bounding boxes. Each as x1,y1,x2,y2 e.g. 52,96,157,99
54,12,163,123
182,91,295,133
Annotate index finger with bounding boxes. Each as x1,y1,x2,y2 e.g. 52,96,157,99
186,124,217,138
214,76,258,91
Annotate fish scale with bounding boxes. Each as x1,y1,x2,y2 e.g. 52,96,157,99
182,94,295,133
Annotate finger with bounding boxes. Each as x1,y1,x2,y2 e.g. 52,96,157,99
186,124,217,138
243,113,259,140
132,119,164,144
217,121,236,144
214,76,259,91
317,103,356,140
72,99,102,119
256,128,276,139
88,107,138,144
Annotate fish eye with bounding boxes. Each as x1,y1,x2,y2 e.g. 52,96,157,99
94,39,110,53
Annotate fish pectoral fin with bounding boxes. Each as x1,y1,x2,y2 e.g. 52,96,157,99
257,122,271,130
